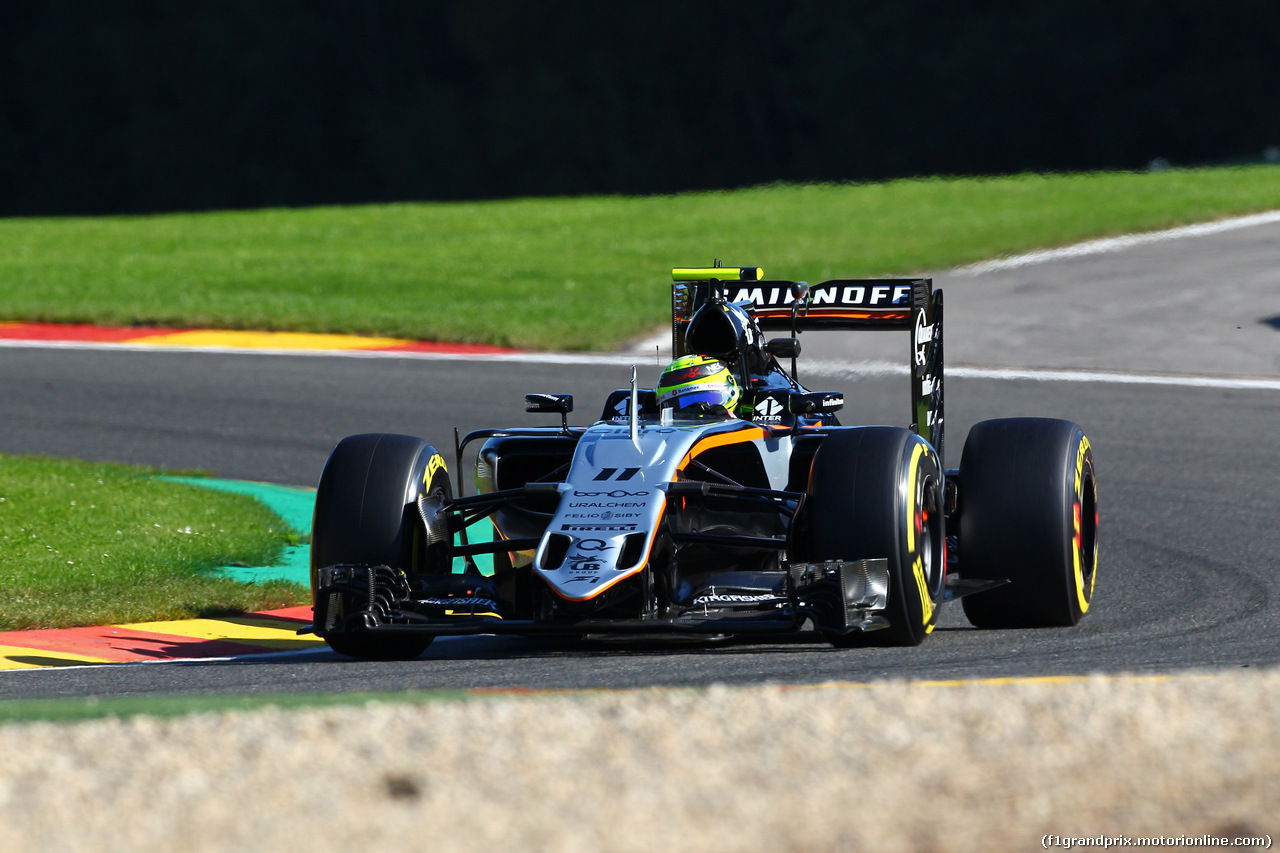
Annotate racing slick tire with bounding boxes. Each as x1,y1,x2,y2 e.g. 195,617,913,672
958,418,1097,629
806,427,945,647
311,433,452,660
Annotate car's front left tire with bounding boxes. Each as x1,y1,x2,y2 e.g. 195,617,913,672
804,427,946,647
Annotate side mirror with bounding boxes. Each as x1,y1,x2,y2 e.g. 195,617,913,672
525,393,573,414
526,393,573,431
788,392,843,416
765,337,801,359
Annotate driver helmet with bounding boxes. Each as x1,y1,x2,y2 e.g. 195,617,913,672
655,354,740,414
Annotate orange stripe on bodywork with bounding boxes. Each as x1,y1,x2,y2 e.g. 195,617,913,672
676,426,768,472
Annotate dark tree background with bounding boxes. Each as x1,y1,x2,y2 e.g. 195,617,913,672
2,0,1278,216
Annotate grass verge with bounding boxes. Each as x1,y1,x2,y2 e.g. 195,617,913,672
0,689,473,725
0,454,307,630
1,166,1278,350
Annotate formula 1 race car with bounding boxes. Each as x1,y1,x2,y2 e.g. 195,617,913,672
303,264,1098,659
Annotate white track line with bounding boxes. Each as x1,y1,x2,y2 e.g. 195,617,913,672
5,338,1279,391
952,209,1280,275
802,359,1280,391
947,366,1280,390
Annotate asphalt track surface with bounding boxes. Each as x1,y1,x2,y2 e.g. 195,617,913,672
2,219,1279,700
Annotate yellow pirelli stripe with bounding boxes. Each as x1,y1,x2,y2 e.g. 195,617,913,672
1072,434,1094,613
906,441,934,628
425,453,448,485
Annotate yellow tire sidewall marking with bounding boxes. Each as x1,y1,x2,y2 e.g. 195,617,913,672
424,452,447,488
1072,434,1093,614
906,441,934,627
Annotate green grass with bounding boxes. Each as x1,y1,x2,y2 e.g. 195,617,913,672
0,684,680,724
0,454,307,630
2,166,1278,351
0,689,472,724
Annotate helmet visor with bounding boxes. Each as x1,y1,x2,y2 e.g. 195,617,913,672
661,384,736,409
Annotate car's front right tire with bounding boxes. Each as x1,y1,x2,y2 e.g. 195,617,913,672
310,433,452,660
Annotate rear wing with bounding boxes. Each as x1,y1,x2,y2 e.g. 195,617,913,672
726,279,918,329
671,270,945,460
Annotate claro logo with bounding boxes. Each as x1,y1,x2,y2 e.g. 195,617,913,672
572,490,648,498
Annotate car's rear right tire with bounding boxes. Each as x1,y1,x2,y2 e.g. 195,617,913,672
958,418,1097,628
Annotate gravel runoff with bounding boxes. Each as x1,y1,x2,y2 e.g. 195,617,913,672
3,670,1277,853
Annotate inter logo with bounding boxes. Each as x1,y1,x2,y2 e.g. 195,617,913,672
753,396,784,423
